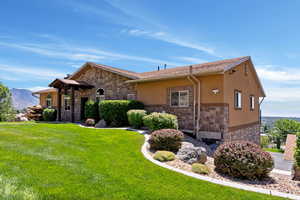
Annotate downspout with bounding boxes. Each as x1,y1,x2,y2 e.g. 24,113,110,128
190,75,201,135
188,66,201,136
259,97,265,125
187,75,196,135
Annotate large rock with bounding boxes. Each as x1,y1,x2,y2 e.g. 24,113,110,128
177,146,207,164
95,119,107,128
293,164,300,181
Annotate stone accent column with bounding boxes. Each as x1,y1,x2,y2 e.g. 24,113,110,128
57,88,62,121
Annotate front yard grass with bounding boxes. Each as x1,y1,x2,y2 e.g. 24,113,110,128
0,123,283,200
263,148,284,153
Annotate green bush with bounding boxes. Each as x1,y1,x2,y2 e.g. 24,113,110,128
149,129,184,152
153,151,175,162
42,108,57,121
85,118,95,126
295,133,300,167
260,135,270,148
127,109,147,128
214,141,274,180
143,112,178,131
85,100,99,120
99,100,144,126
192,163,210,175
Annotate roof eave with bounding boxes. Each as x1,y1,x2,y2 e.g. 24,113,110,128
126,71,224,83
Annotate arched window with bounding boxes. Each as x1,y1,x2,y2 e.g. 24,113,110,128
96,88,105,102
46,94,52,108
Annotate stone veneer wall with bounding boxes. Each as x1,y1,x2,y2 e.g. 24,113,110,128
60,67,137,121
223,122,260,145
199,104,229,133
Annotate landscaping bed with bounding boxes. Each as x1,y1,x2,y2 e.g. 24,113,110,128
147,134,300,196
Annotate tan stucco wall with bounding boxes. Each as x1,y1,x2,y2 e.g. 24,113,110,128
136,75,224,105
40,92,58,108
224,61,263,127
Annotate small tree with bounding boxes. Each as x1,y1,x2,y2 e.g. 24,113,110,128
0,83,15,121
268,119,300,149
295,132,300,167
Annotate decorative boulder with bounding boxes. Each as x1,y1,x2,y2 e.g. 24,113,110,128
177,146,207,164
292,164,300,181
95,119,107,128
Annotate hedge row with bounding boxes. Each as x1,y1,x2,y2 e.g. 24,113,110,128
99,100,144,126
84,100,179,130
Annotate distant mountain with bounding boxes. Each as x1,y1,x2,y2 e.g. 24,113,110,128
10,88,38,110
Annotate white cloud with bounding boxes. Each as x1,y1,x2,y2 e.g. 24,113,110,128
0,64,66,79
124,29,215,55
177,57,207,64
257,65,300,82
0,41,182,66
264,87,300,102
25,86,50,92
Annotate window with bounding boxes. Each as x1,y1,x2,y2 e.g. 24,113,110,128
46,94,52,108
170,90,189,107
250,95,255,110
127,94,136,100
96,88,105,102
64,95,71,111
234,90,242,109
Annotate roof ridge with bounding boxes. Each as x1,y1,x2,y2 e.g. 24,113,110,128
88,62,140,75
138,56,249,75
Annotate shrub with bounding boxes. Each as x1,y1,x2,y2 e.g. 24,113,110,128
153,151,175,162
192,163,210,175
149,129,184,152
214,141,274,180
99,100,144,127
295,133,300,167
127,109,147,128
260,135,270,148
85,100,99,120
42,108,57,121
143,112,178,131
85,118,95,126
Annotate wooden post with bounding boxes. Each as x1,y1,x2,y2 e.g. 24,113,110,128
57,88,62,121
71,87,75,123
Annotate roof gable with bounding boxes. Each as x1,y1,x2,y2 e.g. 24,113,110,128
69,62,141,80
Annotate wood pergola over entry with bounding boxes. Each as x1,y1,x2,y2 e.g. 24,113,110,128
49,79,94,122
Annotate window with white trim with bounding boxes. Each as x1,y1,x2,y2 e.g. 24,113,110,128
64,95,71,111
234,90,242,109
250,95,255,110
46,94,52,108
170,90,189,107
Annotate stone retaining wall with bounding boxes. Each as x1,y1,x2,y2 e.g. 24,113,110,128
224,122,260,144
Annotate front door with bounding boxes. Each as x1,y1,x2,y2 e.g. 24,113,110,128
80,97,89,120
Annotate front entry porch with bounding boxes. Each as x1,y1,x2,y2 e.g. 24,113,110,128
49,78,94,122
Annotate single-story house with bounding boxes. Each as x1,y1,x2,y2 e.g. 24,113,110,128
34,56,265,144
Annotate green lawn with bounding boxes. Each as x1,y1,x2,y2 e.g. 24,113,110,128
263,148,284,153
0,123,283,200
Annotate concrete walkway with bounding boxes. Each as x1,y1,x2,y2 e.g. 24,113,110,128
270,152,294,171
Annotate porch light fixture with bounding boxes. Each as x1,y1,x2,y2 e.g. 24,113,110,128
212,88,219,94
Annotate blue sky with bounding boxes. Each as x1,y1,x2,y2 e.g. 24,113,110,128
1,0,300,117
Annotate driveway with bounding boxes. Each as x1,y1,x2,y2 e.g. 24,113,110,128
270,152,293,171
